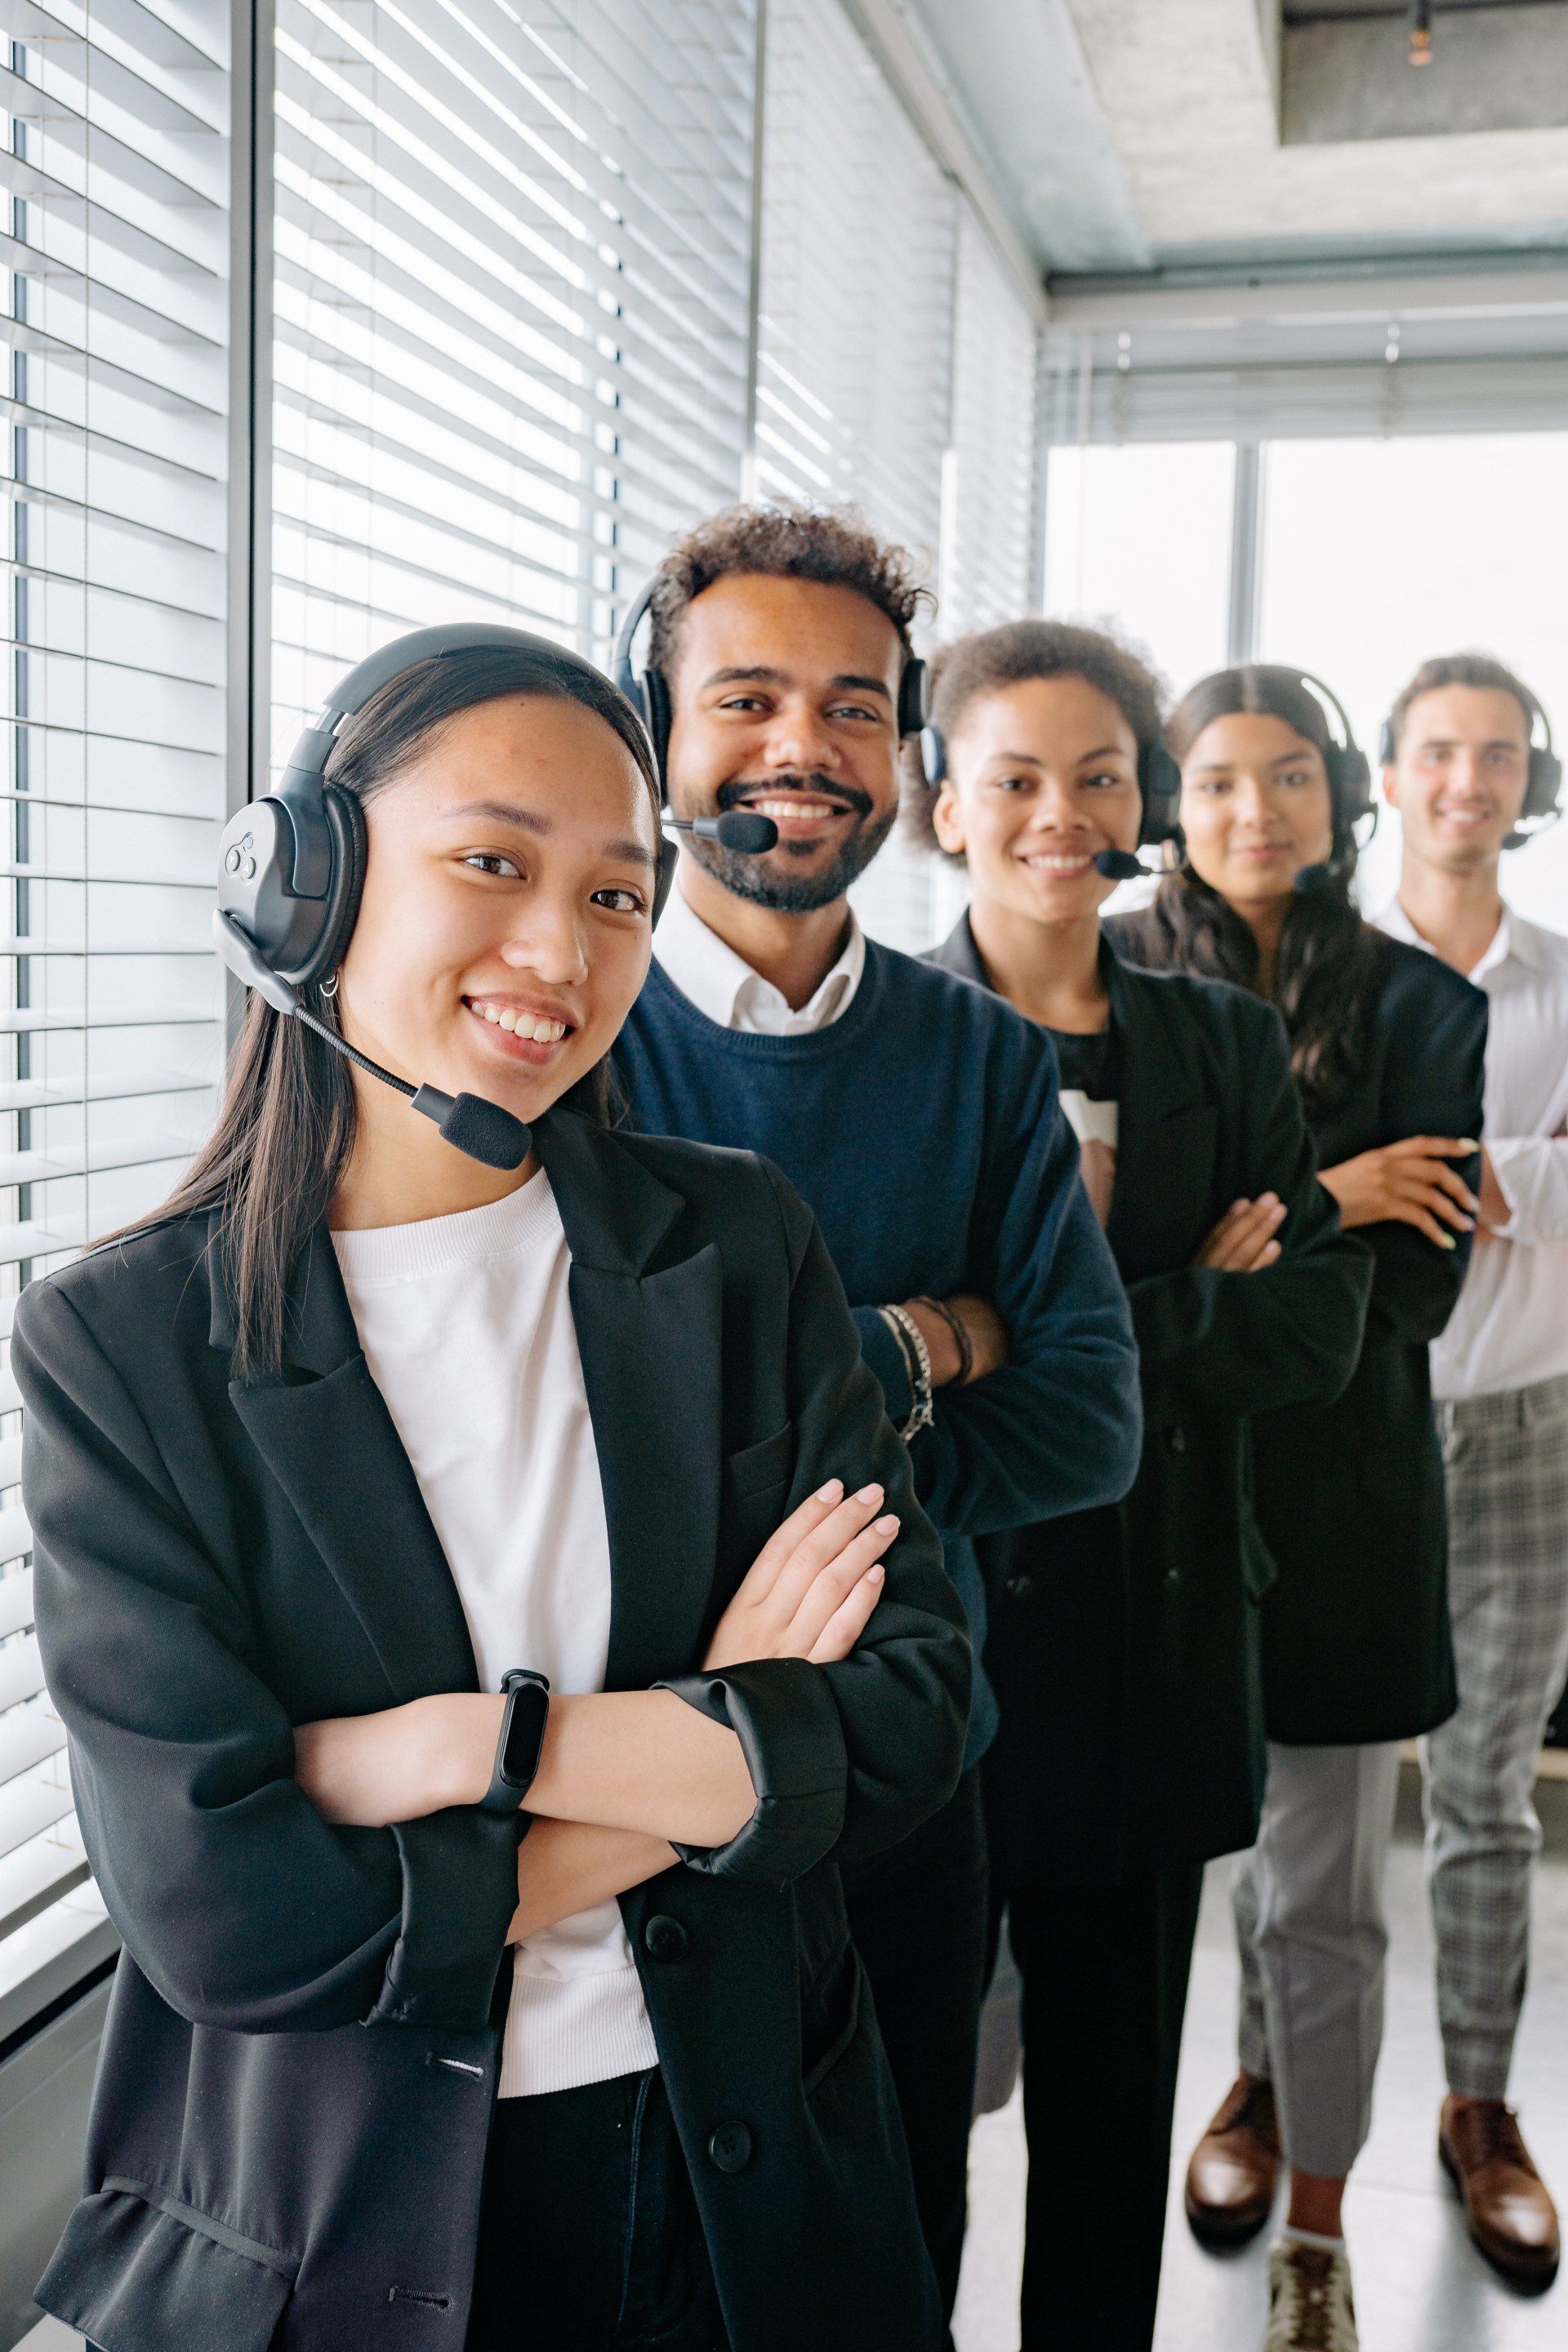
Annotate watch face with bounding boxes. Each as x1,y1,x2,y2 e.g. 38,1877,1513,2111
500,1678,550,1791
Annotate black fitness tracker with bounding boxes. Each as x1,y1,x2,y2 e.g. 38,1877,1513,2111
479,1668,551,1815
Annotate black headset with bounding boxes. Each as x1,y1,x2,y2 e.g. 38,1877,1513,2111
212,622,683,1171
1378,688,1561,850
611,572,932,785
915,705,1183,861
1254,667,1377,833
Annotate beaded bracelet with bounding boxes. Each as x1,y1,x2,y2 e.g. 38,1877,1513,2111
913,1292,973,1387
877,1302,935,1441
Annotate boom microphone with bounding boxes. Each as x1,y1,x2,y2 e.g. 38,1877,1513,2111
1093,849,1145,881
665,810,780,853
1292,862,1337,895
213,911,532,1171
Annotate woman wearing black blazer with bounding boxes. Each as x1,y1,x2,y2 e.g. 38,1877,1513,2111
1113,664,1487,2352
18,637,969,2352
906,621,1371,2352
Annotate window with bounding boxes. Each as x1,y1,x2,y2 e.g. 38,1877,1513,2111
1256,434,1568,926
941,207,1041,636
0,0,231,2029
271,0,760,761
1044,439,1236,697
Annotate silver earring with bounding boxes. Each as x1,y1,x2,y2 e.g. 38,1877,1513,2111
319,969,340,1000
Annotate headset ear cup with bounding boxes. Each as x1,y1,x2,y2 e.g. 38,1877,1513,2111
310,783,368,986
653,832,679,924
898,657,930,739
643,666,672,788
1526,746,1564,820
1138,743,1183,848
1334,748,1374,826
1377,717,1397,769
920,724,947,788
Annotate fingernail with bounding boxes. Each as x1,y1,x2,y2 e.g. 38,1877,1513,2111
1457,1140,1479,1151
856,1483,884,1504
1268,1201,1286,1218
1231,1198,1247,1212
866,1566,885,1585
817,1479,844,1502
1438,1234,1456,1250
1259,1192,1279,1207
873,1513,899,1535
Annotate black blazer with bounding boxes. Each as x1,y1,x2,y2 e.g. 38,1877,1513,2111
1112,914,1488,1742
929,920,1372,1877
18,1109,970,2352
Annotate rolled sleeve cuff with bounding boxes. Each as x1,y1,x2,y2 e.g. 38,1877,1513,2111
655,1659,847,1887
367,1808,523,2029
851,1305,915,1428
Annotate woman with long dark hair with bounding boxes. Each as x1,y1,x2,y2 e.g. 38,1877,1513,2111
1113,666,1488,2352
17,632,969,2352
906,620,1370,2352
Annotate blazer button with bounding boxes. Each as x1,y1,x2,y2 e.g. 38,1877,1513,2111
1004,1570,1035,1601
708,2120,753,2174
644,1914,688,1962
1167,1425,1187,1453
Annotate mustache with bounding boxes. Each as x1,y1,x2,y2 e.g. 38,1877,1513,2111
716,773,875,823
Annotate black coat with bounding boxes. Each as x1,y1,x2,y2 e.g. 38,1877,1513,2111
927,922,1372,1878
17,1109,971,2352
1112,914,1488,1742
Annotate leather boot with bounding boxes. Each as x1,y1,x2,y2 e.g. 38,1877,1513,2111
1184,2072,1281,2246
1439,2096,1560,2290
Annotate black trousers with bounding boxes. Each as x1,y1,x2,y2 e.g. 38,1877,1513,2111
466,2069,728,2350
842,1765,989,2327
1000,1863,1205,2352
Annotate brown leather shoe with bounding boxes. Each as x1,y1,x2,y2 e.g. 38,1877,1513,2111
1439,2096,1561,2291
1185,2072,1281,2246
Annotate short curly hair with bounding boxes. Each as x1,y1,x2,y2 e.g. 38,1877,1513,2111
645,501,932,678
905,617,1165,861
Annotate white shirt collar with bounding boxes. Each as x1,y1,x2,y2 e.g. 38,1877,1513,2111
1374,895,1523,983
653,881,866,1035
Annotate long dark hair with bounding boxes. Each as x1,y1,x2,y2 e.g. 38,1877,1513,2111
1130,665,1377,1115
122,644,659,1378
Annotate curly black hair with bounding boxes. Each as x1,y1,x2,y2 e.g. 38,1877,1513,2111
644,501,932,678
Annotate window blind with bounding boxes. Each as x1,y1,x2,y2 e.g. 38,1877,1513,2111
941,203,1041,634
270,0,758,758
0,0,229,2030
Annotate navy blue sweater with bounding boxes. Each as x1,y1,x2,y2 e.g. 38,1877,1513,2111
616,941,1143,1766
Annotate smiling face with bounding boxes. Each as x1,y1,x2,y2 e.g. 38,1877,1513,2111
1178,710,1336,914
932,674,1143,927
334,691,659,1132
1383,684,1532,875
662,572,906,911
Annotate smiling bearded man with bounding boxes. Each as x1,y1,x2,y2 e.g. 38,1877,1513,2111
612,501,1143,2338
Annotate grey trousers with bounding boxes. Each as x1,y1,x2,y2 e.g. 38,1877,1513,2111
1235,1740,1403,2179
1423,1374,1568,2100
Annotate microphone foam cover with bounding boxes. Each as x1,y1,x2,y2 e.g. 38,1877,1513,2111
1093,849,1144,881
1293,862,1336,895
440,1092,533,1169
714,810,780,853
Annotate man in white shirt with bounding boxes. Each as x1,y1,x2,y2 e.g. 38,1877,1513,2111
1378,653,1568,2293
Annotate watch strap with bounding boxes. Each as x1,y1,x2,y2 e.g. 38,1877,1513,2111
479,1668,551,1815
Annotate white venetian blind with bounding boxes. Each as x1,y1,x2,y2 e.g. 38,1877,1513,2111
941,204,1041,635
753,0,953,564
0,0,229,2020
270,0,758,754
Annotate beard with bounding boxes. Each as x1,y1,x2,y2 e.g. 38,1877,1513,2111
684,773,898,911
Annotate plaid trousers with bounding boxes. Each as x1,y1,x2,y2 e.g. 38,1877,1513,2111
1422,1371,1568,2101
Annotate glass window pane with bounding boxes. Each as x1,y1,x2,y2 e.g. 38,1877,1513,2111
1045,441,1236,693
1256,434,1568,928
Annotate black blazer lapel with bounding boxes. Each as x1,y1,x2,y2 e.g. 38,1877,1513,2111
537,1114,724,1695
1103,953,1218,1278
220,1230,481,1705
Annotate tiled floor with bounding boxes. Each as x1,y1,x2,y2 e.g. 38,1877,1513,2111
956,1768,1568,2352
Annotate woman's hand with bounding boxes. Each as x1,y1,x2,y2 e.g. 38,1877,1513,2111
702,1478,898,1672
1195,1194,1286,1273
294,1693,499,1827
1318,1138,1477,1247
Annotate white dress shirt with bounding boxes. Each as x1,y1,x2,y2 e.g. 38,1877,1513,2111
333,1174,660,2097
653,880,866,1033
1376,899,1568,1401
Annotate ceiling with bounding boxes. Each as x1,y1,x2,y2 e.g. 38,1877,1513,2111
906,0,1568,282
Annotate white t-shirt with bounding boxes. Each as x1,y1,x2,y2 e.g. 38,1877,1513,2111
332,1172,660,2097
